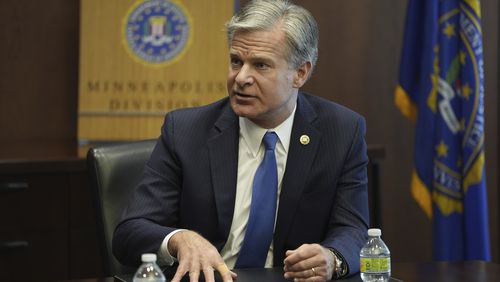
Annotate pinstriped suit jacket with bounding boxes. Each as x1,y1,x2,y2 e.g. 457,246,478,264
112,92,369,276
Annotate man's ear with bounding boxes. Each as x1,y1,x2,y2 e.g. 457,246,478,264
292,61,312,88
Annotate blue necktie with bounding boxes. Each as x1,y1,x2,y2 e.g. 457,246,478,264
235,132,279,268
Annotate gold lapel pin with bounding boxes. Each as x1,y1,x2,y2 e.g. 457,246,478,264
300,134,310,145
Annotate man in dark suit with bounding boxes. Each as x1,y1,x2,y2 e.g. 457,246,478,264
113,1,369,281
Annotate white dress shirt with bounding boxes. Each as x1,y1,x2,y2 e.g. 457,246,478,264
158,105,296,268
220,106,296,268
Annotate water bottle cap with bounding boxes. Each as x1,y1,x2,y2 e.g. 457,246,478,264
368,228,381,236
141,253,157,262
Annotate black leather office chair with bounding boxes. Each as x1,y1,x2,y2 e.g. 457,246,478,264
87,140,156,276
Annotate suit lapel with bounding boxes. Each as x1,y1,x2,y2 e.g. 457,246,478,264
207,104,239,245
274,94,321,258
206,95,321,254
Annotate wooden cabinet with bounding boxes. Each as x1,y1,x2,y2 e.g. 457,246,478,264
0,158,103,281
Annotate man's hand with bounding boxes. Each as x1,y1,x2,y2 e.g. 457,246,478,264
283,244,335,282
168,230,237,282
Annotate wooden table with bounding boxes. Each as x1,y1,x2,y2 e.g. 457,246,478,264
392,261,500,282
52,262,500,282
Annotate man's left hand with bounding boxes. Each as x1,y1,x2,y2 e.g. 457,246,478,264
283,243,335,282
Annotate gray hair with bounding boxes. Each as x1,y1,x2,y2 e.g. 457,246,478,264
225,0,318,75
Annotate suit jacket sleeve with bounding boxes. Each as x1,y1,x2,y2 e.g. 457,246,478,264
321,115,369,276
112,112,183,267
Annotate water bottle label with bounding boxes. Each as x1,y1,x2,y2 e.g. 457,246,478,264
360,257,390,273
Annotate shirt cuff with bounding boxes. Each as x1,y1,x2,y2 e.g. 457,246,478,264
157,229,186,266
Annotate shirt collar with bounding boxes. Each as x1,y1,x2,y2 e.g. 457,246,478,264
239,104,296,157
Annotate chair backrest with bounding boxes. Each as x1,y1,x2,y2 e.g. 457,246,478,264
87,140,156,276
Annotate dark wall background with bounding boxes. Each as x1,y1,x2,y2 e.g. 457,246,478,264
0,0,79,158
1,0,498,265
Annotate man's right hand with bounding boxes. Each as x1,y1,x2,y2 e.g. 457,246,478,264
168,230,237,282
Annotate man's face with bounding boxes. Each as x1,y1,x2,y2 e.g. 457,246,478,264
227,26,309,128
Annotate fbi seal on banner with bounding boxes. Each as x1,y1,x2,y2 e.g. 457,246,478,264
123,0,192,67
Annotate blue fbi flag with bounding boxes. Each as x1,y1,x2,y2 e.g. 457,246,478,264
395,0,490,261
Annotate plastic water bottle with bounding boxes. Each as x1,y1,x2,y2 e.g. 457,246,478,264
133,253,166,282
360,228,391,282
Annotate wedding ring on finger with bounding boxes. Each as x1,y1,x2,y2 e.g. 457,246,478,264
311,267,317,276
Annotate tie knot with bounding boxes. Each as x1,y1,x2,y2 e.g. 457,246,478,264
262,132,278,151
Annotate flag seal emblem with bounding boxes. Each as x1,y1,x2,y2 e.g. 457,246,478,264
123,0,192,67
395,0,490,260
425,4,485,216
